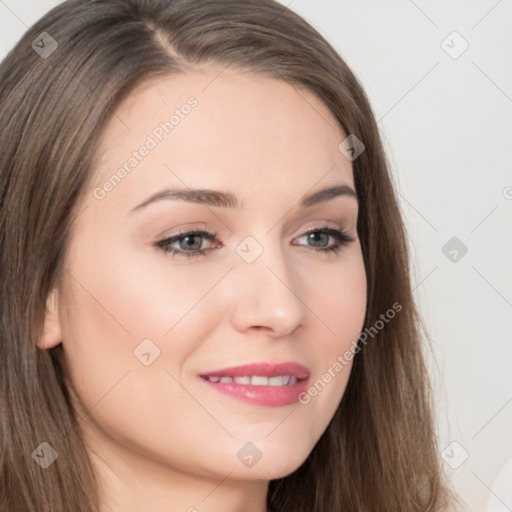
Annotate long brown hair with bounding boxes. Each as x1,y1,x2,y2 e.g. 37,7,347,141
0,0,458,510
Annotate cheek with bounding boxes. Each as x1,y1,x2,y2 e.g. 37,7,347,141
58,238,232,415
58,257,226,475
305,247,367,352
294,250,366,419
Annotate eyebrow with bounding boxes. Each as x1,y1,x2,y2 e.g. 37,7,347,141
130,184,358,213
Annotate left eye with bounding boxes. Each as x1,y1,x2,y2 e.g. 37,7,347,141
154,226,355,259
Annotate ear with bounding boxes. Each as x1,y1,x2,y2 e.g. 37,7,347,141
38,288,63,350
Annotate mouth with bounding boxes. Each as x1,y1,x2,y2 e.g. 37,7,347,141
201,374,300,386
199,362,310,407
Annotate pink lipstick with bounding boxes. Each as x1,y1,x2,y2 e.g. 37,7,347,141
199,362,310,407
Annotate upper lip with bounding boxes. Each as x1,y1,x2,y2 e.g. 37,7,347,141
200,362,310,380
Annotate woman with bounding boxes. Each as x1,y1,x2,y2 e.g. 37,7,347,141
0,0,459,510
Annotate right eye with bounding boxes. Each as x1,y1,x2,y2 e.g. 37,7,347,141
154,229,220,259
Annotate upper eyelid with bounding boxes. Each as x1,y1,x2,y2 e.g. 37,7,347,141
164,225,345,238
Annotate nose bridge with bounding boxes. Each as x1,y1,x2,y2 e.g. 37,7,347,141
228,232,306,334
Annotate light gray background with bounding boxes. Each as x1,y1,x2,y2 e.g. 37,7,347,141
1,1,511,510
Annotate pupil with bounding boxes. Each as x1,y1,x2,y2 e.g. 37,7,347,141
183,235,201,250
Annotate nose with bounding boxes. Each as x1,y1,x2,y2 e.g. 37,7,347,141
227,240,307,337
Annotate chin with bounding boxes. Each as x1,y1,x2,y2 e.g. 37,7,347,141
224,439,313,481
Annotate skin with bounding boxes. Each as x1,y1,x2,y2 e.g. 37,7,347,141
40,67,367,512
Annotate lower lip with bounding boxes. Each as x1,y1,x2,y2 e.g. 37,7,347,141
200,377,309,407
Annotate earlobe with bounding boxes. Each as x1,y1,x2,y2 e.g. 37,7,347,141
38,288,63,350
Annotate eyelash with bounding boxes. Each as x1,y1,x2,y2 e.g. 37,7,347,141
154,226,356,259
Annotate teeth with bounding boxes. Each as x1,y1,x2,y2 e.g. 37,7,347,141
204,375,297,386
251,376,269,386
233,376,251,385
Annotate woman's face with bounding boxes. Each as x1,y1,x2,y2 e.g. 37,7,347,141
43,68,367,486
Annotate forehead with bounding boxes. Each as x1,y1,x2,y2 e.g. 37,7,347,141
100,68,344,140
89,68,354,208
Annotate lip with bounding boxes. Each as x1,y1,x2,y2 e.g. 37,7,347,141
199,362,310,407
